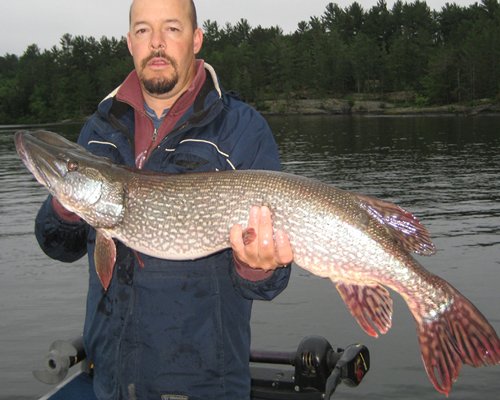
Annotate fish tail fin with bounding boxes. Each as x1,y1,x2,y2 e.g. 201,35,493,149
415,289,500,396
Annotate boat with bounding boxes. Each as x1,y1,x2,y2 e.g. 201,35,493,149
36,336,370,399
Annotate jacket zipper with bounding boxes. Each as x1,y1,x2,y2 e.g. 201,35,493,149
150,98,223,156
137,94,224,165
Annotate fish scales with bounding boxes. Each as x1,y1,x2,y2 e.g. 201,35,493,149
113,170,433,297
15,130,500,396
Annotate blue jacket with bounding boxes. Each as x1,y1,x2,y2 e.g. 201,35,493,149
35,63,291,400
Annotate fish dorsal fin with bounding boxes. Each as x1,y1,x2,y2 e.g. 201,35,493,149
355,194,436,256
336,282,393,338
95,230,117,291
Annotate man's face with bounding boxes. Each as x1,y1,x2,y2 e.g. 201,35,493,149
127,0,203,98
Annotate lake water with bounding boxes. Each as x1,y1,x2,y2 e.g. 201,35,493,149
1,115,499,399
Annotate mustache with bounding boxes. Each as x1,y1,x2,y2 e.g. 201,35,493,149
141,50,177,70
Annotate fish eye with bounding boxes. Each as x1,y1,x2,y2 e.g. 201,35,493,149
67,160,79,172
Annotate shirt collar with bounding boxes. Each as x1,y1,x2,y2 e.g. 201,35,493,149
143,102,168,129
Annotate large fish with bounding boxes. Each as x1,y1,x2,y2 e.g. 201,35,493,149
15,130,500,395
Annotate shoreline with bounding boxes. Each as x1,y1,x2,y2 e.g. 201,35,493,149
2,99,500,128
257,97,500,116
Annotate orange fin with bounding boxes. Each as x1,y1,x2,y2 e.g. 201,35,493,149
95,230,116,291
356,194,436,256
336,282,393,338
416,289,500,395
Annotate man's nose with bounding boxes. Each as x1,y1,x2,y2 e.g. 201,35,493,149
150,30,166,50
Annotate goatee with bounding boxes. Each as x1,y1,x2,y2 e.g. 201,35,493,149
139,50,179,95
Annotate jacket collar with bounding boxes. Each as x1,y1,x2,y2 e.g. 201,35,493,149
94,61,224,161
99,60,222,116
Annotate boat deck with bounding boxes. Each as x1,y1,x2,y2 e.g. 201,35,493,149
36,335,368,399
38,368,324,400
39,372,95,400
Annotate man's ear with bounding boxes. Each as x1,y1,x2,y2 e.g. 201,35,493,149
126,32,134,56
193,28,203,55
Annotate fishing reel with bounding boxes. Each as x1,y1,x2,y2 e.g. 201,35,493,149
294,336,370,398
251,335,370,399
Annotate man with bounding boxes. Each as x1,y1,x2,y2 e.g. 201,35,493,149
34,0,293,399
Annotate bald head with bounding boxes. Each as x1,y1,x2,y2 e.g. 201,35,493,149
129,0,198,30
126,0,204,110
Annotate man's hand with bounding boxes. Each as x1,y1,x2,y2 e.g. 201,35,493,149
51,197,81,223
230,205,293,271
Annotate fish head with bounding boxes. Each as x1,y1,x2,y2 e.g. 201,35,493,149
15,130,124,229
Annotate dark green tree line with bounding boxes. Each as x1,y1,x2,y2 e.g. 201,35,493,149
0,34,132,123
200,0,500,105
1,0,499,123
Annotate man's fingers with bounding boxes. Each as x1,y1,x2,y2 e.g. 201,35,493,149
243,206,260,258
230,206,294,270
248,205,260,230
258,206,274,258
275,229,293,266
242,227,257,246
229,224,245,256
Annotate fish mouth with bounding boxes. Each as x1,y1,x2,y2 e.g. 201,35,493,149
14,130,82,193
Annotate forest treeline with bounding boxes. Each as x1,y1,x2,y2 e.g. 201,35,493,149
1,0,500,123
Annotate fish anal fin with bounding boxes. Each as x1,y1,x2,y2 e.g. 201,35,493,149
336,282,393,338
95,230,117,291
415,289,500,395
356,194,436,256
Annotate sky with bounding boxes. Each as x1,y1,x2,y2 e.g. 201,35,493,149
1,0,478,56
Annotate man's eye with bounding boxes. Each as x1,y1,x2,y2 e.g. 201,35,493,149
136,28,147,35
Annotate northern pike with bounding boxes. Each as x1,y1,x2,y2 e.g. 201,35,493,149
15,130,500,395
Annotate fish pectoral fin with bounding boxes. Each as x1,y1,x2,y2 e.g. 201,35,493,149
336,282,393,338
95,230,117,291
355,194,436,256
